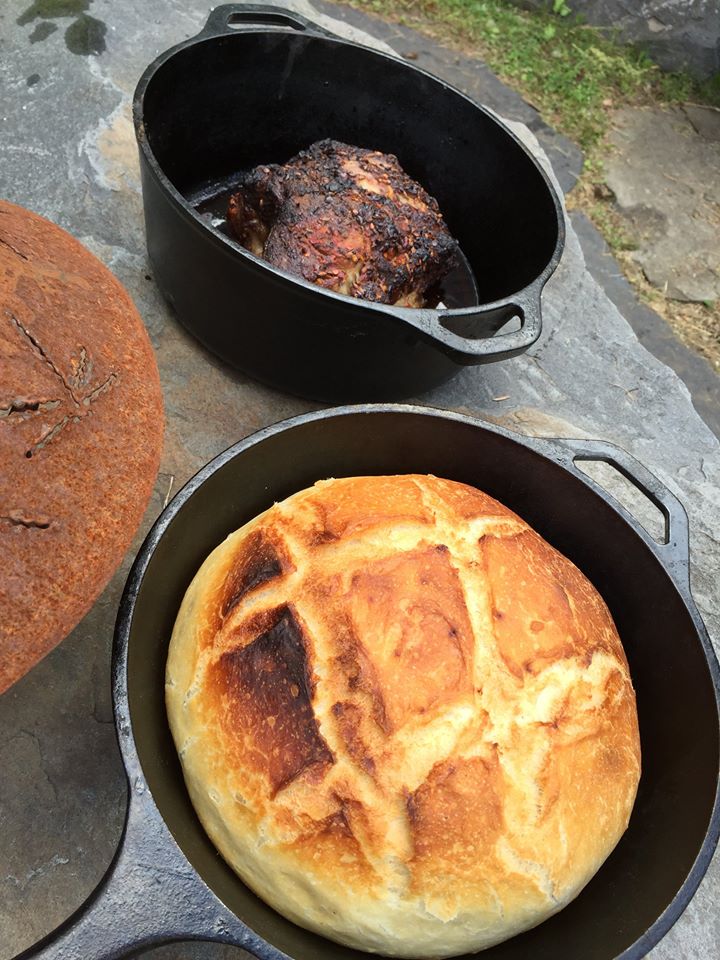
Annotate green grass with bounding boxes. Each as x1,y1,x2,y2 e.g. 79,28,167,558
349,0,720,155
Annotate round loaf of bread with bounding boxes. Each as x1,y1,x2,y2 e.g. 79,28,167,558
166,475,641,958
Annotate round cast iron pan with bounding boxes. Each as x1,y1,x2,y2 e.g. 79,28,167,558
16,405,720,960
133,5,565,402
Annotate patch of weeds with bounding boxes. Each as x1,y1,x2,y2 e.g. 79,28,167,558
590,205,637,253
348,0,720,155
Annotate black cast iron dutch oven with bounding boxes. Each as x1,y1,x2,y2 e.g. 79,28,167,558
17,406,720,960
133,5,565,402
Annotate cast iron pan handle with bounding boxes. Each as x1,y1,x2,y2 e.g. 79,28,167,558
200,3,338,39
13,786,269,960
400,282,544,365
557,437,691,588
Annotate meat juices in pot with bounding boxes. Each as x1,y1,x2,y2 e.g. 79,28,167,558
227,139,458,307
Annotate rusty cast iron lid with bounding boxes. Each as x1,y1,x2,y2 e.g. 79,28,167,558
0,199,164,693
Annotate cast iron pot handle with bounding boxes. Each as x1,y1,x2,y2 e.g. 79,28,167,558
13,786,277,960
400,282,544,364
200,3,338,39
556,437,691,587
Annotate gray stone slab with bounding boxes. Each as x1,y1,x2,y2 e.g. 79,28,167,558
570,209,720,438
684,103,720,142
605,105,720,303
0,2,719,960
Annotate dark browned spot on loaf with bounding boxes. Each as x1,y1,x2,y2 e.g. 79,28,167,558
219,605,333,794
349,654,389,730
321,806,354,839
310,526,340,547
332,700,377,775
222,529,294,616
361,755,376,776
333,619,390,732
599,741,624,774
581,647,596,668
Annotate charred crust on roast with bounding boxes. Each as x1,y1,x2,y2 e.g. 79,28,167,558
218,605,334,795
331,699,378,777
227,139,458,307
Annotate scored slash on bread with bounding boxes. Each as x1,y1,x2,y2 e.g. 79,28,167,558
166,475,640,958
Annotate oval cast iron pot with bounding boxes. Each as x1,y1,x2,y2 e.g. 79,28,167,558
133,6,565,402
15,405,720,960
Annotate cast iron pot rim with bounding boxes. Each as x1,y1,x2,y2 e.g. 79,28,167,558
113,402,720,960
131,17,566,323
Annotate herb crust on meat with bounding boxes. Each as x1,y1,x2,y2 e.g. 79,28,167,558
228,139,458,307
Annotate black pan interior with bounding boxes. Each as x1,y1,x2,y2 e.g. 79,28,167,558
140,32,559,305
125,410,719,960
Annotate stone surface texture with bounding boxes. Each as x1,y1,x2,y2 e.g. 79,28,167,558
511,0,720,79
0,2,719,960
569,209,720,436
605,105,720,303
684,103,720,142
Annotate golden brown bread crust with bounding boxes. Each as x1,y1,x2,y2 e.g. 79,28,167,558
0,200,164,693
167,475,640,957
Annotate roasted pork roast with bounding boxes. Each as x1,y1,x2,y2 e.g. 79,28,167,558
227,140,458,307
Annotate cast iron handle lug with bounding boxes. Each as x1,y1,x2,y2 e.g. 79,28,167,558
201,4,338,39
399,282,544,365
12,786,287,960
555,437,691,587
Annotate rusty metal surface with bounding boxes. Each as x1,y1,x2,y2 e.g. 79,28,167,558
0,200,164,693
